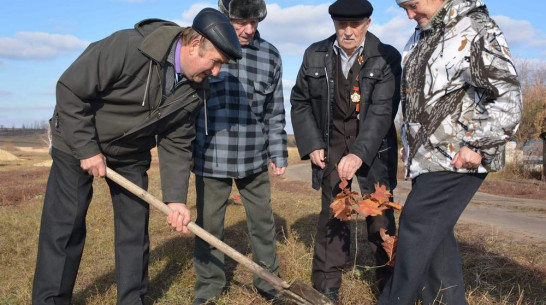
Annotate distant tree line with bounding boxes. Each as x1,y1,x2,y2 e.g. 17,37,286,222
0,121,49,131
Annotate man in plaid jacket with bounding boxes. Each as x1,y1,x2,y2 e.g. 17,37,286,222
191,0,288,303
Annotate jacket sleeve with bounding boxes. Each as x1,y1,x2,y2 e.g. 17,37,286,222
156,107,198,203
464,25,522,163
349,48,402,166
55,32,129,159
290,49,327,160
263,55,288,168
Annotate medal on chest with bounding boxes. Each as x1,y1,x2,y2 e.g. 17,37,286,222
351,86,361,113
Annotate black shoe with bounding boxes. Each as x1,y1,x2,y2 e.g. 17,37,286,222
319,287,340,302
257,288,279,301
192,297,216,305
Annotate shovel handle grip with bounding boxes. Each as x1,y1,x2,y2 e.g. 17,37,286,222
105,167,289,290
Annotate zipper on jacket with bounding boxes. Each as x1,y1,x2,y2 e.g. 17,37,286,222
204,90,208,136
324,67,331,162
147,90,196,118
142,60,153,107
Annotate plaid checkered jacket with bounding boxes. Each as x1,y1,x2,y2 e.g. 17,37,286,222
193,32,288,178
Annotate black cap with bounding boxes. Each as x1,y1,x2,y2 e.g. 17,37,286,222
329,0,373,20
192,8,242,60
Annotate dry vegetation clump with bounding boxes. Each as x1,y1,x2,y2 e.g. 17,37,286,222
513,60,546,148
479,177,546,201
457,223,546,305
0,167,49,206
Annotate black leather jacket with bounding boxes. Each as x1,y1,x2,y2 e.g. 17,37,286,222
290,32,401,191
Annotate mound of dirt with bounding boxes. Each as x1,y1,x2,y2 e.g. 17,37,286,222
34,160,52,167
17,146,49,153
0,149,19,161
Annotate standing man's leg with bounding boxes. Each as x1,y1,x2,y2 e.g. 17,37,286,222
312,169,351,294
235,171,280,295
420,230,466,304
193,175,232,302
106,154,151,305
33,148,94,305
366,209,396,291
378,172,486,305
356,152,397,291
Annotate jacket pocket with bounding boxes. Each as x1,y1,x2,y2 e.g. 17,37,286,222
360,68,383,104
305,67,327,100
207,73,229,111
248,80,274,122
305,67,326,78
361,68,383,84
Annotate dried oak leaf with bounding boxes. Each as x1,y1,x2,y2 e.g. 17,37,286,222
330,197,354,221
384,200,402,211
371,183,392,203
380,228,398,267
355,199,387,217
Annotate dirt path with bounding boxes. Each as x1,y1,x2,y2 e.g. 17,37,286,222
285,163,546,242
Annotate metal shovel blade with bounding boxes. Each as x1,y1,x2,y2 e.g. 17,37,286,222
279,279,335,305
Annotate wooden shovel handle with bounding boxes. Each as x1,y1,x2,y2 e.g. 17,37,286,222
105,167,289,290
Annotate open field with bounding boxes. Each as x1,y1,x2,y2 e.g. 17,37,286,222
1,136,545,304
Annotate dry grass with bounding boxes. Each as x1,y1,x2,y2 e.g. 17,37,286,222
1,146,545,304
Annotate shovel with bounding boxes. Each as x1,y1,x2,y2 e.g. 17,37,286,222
106,167,333,305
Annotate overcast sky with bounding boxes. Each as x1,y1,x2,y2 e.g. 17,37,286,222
1,0,545,132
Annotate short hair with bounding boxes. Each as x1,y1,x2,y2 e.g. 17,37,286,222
179,27,213,56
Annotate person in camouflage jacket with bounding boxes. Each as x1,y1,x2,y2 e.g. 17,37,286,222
400,0,521,178
378,0,522,304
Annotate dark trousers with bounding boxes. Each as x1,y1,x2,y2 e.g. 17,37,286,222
312,169,396,291
32,148,151,305
378,171,486,305
193,172,280,301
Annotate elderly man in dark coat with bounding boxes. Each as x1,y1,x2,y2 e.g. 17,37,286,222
290,0,401,301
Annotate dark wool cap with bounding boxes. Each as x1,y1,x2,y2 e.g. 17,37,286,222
192,8,242,60
329,0,373,20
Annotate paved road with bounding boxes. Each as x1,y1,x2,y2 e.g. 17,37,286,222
285,163,546,241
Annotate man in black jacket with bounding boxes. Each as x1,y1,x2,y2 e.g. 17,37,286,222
32,8,242,305
290,0,401,301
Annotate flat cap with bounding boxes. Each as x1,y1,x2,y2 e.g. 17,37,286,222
192,8,242,60
329,0,373,20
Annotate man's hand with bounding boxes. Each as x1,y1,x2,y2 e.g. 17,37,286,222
166,202,191,234
80,153,106,177
451,146,482,169
337,153,363,180
310,149,326,169
270,162,286,176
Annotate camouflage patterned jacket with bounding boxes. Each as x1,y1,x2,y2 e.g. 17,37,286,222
400,0,522,179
